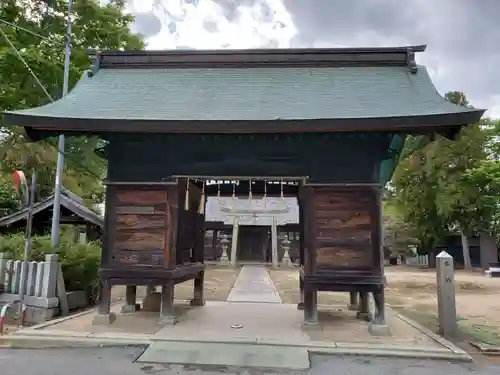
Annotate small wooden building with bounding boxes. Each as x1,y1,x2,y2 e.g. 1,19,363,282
0,187,103,241
4,46,484,329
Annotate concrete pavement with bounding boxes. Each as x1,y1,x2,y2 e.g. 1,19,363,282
226,265,282,303
0,265,477,368
1,347,500,375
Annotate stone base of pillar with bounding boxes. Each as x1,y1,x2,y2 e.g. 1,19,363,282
121,303,141,313
92,313,116,326
301,320,320,330
348,304,359,311
297,302,305,310
368,323,391,336
158,315,178,326
190,298,205,306
356,311,372,322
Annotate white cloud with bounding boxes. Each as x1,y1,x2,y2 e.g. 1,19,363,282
116,0,499,118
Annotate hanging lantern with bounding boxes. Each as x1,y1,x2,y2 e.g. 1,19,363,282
12,170,29,207
184,178,190,211
198,180,206,214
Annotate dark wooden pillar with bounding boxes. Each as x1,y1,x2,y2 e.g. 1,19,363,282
297,193,305,310
372,286,386,325
297,276,304,310
303,284,318,326
348,291,359,311
300,185,318,326
356,292,371,322
121,285,140,313
368,187,390,335
92,279,116,325
160,280,177,325
92,186,116,325
193,214,205,263
190,271,205,306
212,230,218,260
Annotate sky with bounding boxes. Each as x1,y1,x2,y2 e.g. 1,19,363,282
116,0,500,118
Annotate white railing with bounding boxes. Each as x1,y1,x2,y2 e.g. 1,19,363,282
0,252,68,322
403,254,429,267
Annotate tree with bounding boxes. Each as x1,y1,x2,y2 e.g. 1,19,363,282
391,140,447,263
432,124,487,269
0,0,144,208
0,173,20,216
390,91,488,268
382,200,419,259
455,118,500,244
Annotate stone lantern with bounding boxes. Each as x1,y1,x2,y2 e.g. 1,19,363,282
281,234,292,267
219,233,230,265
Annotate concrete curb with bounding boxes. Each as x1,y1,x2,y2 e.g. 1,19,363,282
25,297,125,330
309,346,473,362
468,341,500,356
0,331,472,362
0,335,150,349
389,308,470,357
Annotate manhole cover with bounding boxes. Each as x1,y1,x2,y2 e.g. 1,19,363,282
231,324,243,329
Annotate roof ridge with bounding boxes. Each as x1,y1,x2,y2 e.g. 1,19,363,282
87,45,426,72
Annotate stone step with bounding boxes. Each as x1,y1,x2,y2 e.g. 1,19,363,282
137,341,310,370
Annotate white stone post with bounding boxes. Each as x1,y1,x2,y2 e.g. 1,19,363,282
436,251,457,338
34,261,45,297
271,216,278,268
230,218,239,266
0,253,11,292
42,254,59,298
26,262,38,296
12,260,22,294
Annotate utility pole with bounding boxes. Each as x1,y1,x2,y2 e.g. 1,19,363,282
51,0,73,248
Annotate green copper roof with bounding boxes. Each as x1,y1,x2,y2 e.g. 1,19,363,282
6,65,480,122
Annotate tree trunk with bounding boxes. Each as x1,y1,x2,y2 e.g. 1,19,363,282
459,227,472,270
428,250,436,268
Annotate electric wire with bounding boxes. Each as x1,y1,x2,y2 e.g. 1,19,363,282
0,25,55,102
0,18,66,47
0,21,105,182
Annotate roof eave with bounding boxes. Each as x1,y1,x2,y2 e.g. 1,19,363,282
8,109,485,140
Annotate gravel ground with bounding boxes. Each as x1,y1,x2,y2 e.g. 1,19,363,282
1,347,500,375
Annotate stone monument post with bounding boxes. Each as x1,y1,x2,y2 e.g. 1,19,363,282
436,251,458,338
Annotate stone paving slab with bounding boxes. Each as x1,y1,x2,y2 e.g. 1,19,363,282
226,265,282,303
137,341,310,370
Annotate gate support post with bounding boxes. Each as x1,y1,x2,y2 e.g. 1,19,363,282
271,217,279,268
230,218,239,266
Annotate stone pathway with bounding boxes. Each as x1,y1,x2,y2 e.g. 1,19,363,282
226,265,282,303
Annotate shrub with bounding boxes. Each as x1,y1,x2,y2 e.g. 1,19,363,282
0,234,101,305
